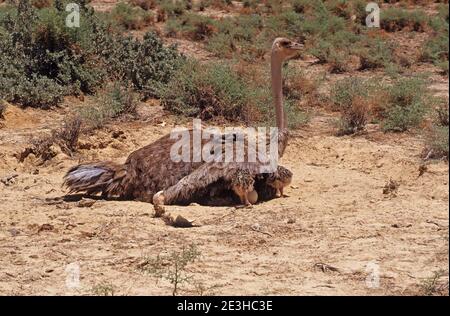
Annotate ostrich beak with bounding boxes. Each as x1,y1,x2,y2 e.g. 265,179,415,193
288,41,304,50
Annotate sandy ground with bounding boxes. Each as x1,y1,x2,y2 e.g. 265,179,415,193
0,98,448,295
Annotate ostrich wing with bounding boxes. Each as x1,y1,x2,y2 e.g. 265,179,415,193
162,162,262,204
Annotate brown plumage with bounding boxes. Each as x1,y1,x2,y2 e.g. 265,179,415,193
266,165,293,197
64,38,303,206
230,169,255,206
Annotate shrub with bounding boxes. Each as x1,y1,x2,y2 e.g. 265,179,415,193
157,0,191,19
357,36,395,70
424,102,449,160
0,1,104,107
54,115,82,155
381,78,428,132
110,2,153,30
129,0,156,10
422,31,449,75
160,61,256,121
0,1,181,108
161,59,309,127
426,126,449,160
165,13,216,41
380,8,429,32
100,32,182,99
0,100,6,119
330,77,373,134
79,83,139,129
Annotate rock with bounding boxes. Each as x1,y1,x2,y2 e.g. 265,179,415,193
8,228,20,237
163,214,196,228
77,198,96,208
1,173,19,186
38,224,55,233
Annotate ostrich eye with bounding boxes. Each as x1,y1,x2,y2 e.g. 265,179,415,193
280,40,291,47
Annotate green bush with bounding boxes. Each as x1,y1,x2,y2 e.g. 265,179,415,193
422,8,448,75
427,126,449,160
382,78,428,132
330,77,374,134
160,61,256,121
0,1,104,107
110,2,153,30
79,83,139,129
160,59,308,127
100,32,182,99
380,8,429,32
165,13,215,40
0,1,181,108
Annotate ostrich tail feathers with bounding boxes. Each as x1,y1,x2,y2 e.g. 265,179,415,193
63,162,127,197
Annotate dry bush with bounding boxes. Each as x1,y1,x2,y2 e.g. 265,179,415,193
54,115,82,155
129,0,156,10
0,100,5,119
336,96,370,135
31,0,51,9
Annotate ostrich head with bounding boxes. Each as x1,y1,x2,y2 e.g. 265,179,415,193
271,37,304,61
271,38,304,130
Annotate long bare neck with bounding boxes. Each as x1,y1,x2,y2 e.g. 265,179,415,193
271,51,289,157
271,51,286,131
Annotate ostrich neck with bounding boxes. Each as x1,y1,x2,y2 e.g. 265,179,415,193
271,51,288,157
271,52,286,131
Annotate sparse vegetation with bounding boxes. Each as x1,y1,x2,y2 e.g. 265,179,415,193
380,8,429,32
419,270,449,296
110,2,153,30
91,281,115,296
330,77,375,135
79,83,139,129
424,101,449,160
381,78,429,132
421,4,449,75
139,244,201,296
0,100,6,119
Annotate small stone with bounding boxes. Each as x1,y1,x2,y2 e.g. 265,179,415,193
77,198,96,208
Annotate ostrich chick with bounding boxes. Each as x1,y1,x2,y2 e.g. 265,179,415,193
266,166,293,197
231,169,255,206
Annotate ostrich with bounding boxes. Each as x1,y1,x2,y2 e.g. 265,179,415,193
64,37,303,205
152,38,302,207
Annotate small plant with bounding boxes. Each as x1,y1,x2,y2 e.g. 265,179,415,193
91,282,115,296
383,178,399,196
139,244,201,296
0,100,6,119
423,102,449,160
53,115,82,155
419,270,449,296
